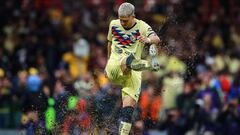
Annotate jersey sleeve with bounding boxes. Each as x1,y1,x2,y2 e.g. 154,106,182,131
107,20,113,42
142,21,156,37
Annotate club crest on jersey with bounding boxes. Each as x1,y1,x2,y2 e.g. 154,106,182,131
112,26,140,48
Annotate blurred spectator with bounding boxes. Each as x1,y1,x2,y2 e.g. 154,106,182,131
158,108,187,135
74,71,94,98
227,73,240,102
23,68,43,113
73,33,90,77
0,73,11,128
23,111,42,135
162,72,184,109
176,81,196,118
216,100,240,135
11,70,28,128
53,79,68,125
139,83,162,131
63,99,91,135
197,73,222,110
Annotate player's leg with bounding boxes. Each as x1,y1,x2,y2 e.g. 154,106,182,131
118,71,141,135
120,54,151,72
119,94,135,135
105,59,125,85
120,45,160,72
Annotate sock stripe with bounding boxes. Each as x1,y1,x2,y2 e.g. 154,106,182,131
121,106,134,123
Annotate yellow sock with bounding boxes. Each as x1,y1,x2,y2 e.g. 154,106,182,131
119,121,132,135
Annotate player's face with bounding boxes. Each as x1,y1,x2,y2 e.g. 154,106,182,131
119,16,134,29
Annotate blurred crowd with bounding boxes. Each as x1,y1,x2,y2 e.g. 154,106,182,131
0,0,240,135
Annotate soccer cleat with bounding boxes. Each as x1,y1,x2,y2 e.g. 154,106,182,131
149,44,160,71
126,53,135,69
126,54,148,71
149,44,157,56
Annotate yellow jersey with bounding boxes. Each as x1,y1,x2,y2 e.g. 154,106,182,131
107,18,155,60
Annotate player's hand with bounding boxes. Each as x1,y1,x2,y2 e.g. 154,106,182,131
137,36,151,44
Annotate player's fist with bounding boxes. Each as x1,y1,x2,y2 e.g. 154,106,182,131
137,36,151,44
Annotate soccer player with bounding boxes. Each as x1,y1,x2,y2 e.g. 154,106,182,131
104,2,161,135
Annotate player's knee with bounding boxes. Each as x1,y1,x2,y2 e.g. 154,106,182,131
122,95,137,107
120,57,130,74
120,106,134,123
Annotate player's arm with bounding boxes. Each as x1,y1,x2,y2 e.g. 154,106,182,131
137,24,161,45
147,25,161,45
148,33,161,45
107,41,112,59
137,33,160,45
107,20,113,59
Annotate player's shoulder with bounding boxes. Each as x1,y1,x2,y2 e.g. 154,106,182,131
109,19,120,25
136,19,149,26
